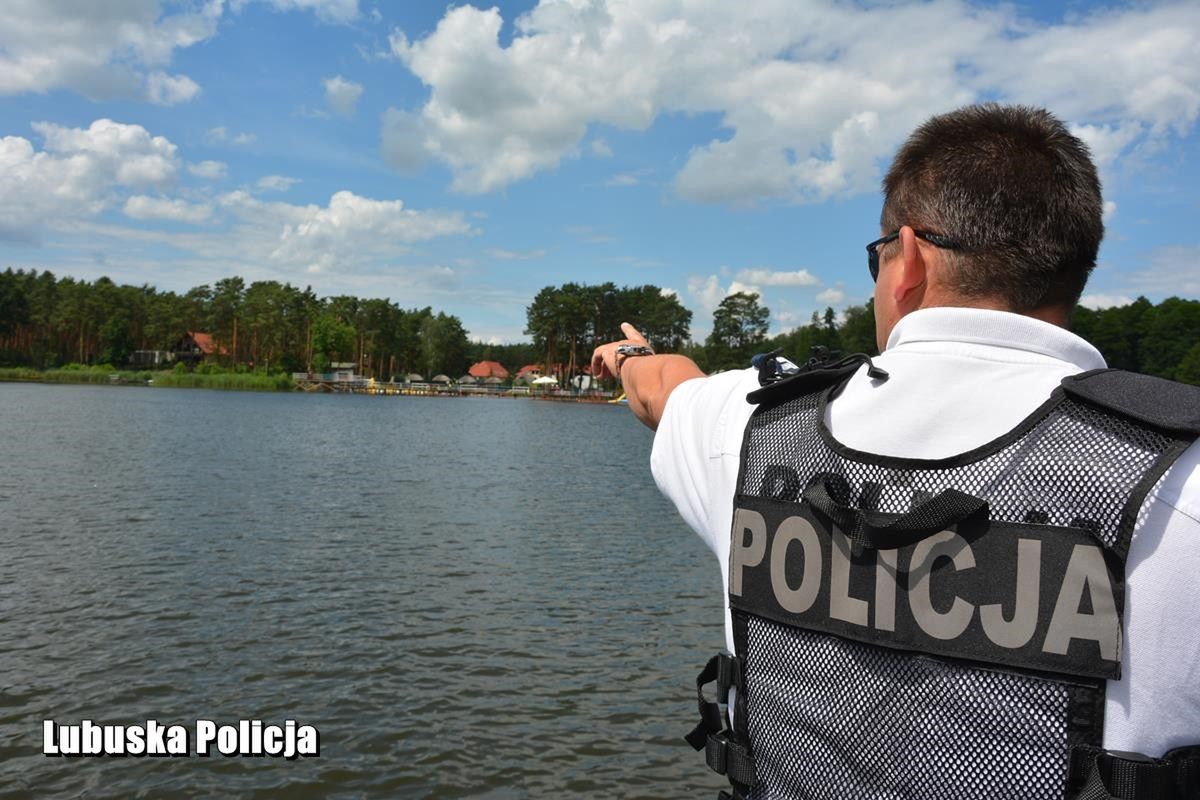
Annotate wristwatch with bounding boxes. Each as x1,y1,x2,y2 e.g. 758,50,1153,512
615,344,655,375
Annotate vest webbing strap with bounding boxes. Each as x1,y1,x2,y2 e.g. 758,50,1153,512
705,732,757,788
685,653,742,751
1069,745,1200,799
686,654,758,793
802,477,990,550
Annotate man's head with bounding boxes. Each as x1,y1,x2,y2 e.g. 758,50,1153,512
872,104,1104,350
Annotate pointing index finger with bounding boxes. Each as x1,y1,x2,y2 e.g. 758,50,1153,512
620,322,649,346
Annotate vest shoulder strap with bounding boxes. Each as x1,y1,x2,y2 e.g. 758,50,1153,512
1060,368,1200,437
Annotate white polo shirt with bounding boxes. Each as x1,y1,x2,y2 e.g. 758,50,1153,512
650,306,1200,756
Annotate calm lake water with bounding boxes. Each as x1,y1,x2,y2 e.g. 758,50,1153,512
0,383,727,798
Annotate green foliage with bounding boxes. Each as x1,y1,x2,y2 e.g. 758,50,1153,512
0,366,156,385
1176,342,1200,385
421,312,469,377
3,266,1195,389
706,292,770,371
1069,297,1200,384
311,311,357,364
0,367,41,381
0,269,30,337
466,340,538,373
0,268,471,383
152,371,293,391
524,282,692,380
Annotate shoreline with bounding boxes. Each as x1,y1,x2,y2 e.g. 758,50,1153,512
0,369,618,402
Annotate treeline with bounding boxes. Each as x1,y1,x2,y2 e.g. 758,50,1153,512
524,282,693,376
2,268,1196,386
1071,297,1200,384
696,292,1200,385
0,269,471,379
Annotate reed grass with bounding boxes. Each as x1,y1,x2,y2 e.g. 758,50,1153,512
152,371,294,391
0,367,294,391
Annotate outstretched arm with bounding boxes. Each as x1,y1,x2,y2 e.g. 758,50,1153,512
592,323,706,430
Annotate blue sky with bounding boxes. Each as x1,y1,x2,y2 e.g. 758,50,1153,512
1,0,1197,343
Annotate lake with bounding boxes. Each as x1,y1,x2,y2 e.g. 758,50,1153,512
0,383,728,798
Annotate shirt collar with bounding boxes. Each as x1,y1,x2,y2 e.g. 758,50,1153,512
885,307,1107,371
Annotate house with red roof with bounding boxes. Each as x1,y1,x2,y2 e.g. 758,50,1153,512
467,360,510,379
514,363,544,382
174,331,228,364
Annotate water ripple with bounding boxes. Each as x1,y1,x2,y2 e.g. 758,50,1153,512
0,385,727,798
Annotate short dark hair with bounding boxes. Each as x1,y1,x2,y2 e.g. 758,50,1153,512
881,104,1103,311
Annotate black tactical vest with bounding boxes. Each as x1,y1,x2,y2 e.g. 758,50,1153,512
687,367,1200,800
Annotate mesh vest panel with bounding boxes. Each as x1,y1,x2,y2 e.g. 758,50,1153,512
733,386,1174,800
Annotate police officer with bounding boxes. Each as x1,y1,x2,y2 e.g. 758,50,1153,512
592,104,1200,799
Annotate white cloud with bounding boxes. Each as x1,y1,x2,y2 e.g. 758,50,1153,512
207,126,256,145
590,138,613,158
1070,122,1143,170
124,195,212,223
188,160,227,179
1078,293,1134,310
244,0,360,25
604,173,640,187
816,287,846,305
383,1,1200,201
0,117,476,289
0,1,220,102
256,174,300,192
295,105,331,120
0,119,180,240
380,108,430,171
487,248,546,261
688,275,726,316
1126,245,1200,298
218,189,477,274
146,71,201,105
1077,245,1200,307
1103,200,1117,223
324,75,364,117
688,274,763,316
566,225,614,244
735,268,820,287
659,286,679,300
60,199,476,291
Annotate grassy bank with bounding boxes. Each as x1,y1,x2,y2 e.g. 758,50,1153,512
152,371,294,391
0,366,294,392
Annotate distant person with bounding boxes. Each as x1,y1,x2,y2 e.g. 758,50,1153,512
593,104,1200,799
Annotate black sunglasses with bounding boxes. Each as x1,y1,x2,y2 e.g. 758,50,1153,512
866,230,960,282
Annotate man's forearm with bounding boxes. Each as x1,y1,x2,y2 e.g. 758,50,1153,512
620,354,705,430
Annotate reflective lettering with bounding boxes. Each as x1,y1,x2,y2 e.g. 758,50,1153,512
729,509,767,597
909,530,976,640
980,538,1041,649
874,548,899,632
1043,544,1120,661
829,531,869,626
770,516,822,613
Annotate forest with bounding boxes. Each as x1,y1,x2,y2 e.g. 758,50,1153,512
520,283,1200,386
1,268,1197,386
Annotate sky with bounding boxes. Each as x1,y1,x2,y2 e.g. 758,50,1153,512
0,0,1197,344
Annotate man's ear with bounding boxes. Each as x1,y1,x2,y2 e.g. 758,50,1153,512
893,225,928,307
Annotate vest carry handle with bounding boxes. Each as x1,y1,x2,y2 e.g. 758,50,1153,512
802,477,990,550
